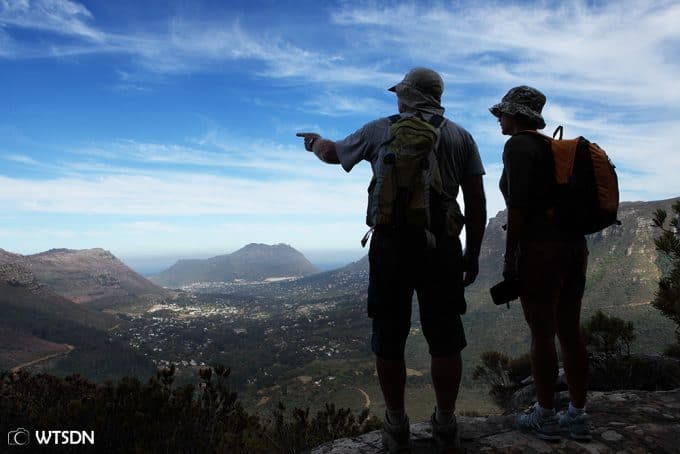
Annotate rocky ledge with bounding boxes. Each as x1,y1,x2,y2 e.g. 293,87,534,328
312,388,680,453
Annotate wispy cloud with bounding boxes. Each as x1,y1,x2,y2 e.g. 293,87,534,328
332,0,680,105
303,92,394,117
0,172,367,217
65,136,370,182
3,0,678,102
0,0,102,40
1,0,678,256
4,154,41,166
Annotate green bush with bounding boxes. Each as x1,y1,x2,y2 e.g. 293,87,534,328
652,202,680,352
266,402,381,453
582,309,635,363
472,351,529,408
0,366,379,453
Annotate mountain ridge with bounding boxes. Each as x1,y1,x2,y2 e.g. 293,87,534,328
0,247,171,310
0,263,153,380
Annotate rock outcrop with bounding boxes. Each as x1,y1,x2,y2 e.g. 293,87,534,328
312,388,680,453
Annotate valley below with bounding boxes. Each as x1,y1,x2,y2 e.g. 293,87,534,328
2,198,679,423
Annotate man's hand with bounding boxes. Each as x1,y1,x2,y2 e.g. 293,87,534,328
296,132,321,152
462,253,479,287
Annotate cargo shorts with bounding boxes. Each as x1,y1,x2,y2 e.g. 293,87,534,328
367,228,467,360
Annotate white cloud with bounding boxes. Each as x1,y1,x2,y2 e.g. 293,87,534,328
332,0,680,104
0,0,102,41
303,92,394,117
4,153,41,165
1,0,678,254
0,171,368,216
2,0,678,102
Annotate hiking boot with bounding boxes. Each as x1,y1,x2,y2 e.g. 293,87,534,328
557,409,592,441
516,404,561,442
382,412,410,453
430,411,461,452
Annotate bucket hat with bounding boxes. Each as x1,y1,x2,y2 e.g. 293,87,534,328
388,67,444,102
489,86,546,129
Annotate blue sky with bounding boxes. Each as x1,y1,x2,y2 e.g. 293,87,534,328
1,0,679,269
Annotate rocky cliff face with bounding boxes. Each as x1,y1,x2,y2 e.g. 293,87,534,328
312,388,680,453
466,197,679,312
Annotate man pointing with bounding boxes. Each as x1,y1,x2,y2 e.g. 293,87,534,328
299,67,486,452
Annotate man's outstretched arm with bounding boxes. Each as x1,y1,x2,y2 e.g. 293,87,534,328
297,133,340,164
461,174,486,287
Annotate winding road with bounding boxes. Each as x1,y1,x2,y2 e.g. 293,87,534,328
10,344,75,373
356,387,371,409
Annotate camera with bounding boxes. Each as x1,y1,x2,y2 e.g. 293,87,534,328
490,279,521,306
8,428,30,446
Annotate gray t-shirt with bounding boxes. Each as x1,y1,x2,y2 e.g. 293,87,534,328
335,115,485,201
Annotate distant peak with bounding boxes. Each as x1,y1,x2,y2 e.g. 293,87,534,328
242,243,293,250
39,247,111,256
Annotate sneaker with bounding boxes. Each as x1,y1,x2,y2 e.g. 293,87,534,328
430,411,461,452
382,412,410,453
557,409,592,441
516,404,561,442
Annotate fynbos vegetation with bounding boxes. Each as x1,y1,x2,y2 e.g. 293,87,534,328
652,201,680,357
0,366,380,453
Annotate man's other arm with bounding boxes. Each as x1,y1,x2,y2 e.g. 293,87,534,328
461,173,486,286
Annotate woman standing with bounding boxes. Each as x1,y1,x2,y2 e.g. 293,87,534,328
490,86,591,442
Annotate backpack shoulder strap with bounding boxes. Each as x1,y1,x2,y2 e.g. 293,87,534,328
514,129,553,142
427,114,445,129
388,114,401,124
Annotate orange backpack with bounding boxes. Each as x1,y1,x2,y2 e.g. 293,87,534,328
532,126,620,234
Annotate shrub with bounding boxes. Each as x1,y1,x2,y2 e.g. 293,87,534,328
581,310,637,390
582,309,635,363
652,201,680,353
473,351,528,408
0,366,379,453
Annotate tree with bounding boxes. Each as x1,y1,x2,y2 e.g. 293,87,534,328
472,351,531,408
652,200,680,357
582,310,636,363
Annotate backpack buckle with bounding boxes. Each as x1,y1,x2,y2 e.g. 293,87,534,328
361,227,375,248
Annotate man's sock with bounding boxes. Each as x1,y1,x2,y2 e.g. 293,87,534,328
435,407,455,425
386,408,406,425
568,402,585,416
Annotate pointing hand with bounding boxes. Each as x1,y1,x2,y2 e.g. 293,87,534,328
296,132,321,151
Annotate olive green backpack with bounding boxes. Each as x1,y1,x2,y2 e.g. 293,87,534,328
363,112,464,248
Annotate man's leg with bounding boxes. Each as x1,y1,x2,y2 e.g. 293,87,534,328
420,314,465,449
431,353,462,412
372,319,411,452
371,318,411,417
376,356,407,414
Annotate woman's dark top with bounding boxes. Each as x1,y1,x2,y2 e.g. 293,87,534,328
500,132,581,241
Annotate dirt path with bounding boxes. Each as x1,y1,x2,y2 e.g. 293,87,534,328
10,344,75,373
356,387,371,409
